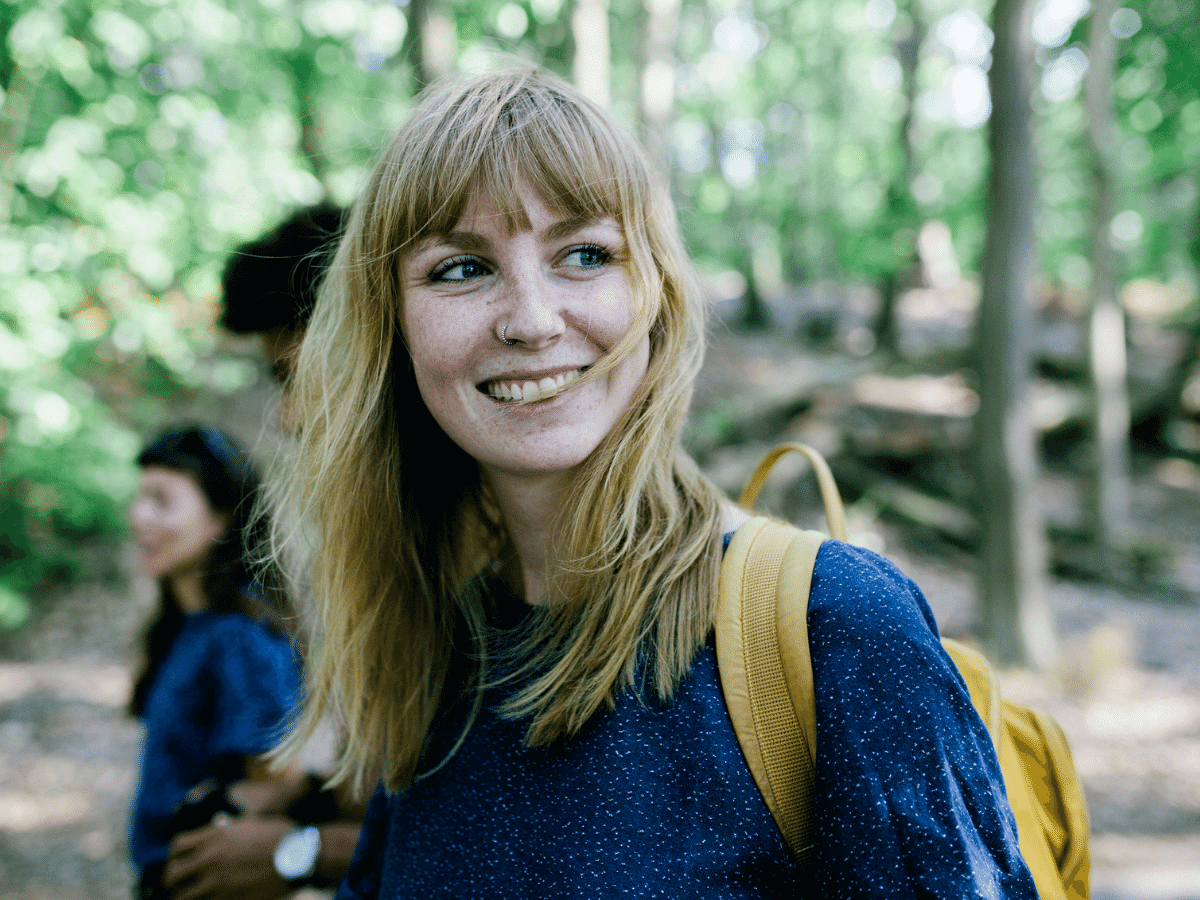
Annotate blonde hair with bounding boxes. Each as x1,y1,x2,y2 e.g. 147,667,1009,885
276,68,724,794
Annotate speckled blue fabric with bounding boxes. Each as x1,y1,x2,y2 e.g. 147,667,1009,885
807,542,1035,897
130,611,301,872
336,540,1038,898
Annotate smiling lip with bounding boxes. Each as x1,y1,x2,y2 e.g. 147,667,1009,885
482,367,586,403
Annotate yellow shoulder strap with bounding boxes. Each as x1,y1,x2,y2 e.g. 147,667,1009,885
718,444,847,859
716,517,826,861
738,443,849,542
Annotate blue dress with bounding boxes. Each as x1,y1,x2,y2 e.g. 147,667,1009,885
336,541,1039,898
130,610,301,872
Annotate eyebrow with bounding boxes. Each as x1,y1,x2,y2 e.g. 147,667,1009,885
544,215,615,242
411,214,619,257
413,231,491,255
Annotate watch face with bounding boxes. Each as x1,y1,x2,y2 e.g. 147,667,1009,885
274,826,321,881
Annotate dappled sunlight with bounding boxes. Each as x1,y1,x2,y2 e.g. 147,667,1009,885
0,789,95,833
0,654,140,897
0,662,131,707
1122,278,1196,320
995,611,1200,898
1155,458,1200,492
852,372,978,418
1084,688,1200,742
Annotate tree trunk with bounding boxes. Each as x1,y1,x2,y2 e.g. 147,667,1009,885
1085,0,1133,545
973,0,1057,669
572,0,611,107
288,53,329,193
639,0,681,172
874,0,926,356
407,0,457,90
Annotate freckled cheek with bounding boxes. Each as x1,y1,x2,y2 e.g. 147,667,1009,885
582,280,639,348
618,338,651,393
404,305,477,377
409,345,468,402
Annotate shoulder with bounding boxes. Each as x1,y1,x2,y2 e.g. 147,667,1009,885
198,611,287,642
192,612,298,668
804,542,1037,896
808,539,941,647
805,539,960,708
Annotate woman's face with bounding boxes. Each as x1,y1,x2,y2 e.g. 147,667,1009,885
400,181,650,483
129,466,228,581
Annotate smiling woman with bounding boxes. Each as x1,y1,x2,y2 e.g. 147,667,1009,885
274,68,1041,899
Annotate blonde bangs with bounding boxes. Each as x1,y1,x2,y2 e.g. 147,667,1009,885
379,70,647,258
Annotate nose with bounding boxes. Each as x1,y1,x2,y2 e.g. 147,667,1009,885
498,265,565,349
129,497,152,533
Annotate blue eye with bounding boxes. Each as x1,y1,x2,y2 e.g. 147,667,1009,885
431,257,489,282
565,245,610,268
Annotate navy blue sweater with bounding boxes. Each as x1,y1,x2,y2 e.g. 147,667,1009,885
337,541,1038,898
130,611,300,871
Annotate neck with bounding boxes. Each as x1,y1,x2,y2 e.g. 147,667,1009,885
168,570,209,614
486,471,571,606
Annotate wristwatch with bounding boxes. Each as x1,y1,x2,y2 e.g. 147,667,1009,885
274,825,321,885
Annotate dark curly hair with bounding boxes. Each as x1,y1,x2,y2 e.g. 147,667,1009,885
219,203,345,336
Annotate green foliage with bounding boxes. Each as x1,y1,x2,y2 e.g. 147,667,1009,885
0,369,139,627
1,0,1198,629
664,0,1006,310
0,0,418,627
659,0,1197,327
1034,0,1200,291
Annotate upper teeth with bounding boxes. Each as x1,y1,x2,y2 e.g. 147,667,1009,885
486,368,583,403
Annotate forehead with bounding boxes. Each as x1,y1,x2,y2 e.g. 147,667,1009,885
404,184,620,264
138,466,204,499
419,157,624,235
457,182,615,235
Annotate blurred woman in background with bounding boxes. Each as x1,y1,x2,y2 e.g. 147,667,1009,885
127,425,301,899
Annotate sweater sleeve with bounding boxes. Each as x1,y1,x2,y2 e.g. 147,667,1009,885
207,618,301,766
807,541,1039,899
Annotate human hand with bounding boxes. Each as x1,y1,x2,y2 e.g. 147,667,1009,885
162,815,294,900
232,760,308,816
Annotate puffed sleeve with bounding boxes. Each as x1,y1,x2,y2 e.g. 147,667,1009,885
206,617,301,766
335,783,390,900
807,541,1039,899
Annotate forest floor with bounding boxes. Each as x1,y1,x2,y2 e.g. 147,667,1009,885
1,324,1198,899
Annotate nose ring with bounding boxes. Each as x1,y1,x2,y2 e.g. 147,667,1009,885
500,324,516,346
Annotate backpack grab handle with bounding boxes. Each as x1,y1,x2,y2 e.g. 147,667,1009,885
738,443,849,542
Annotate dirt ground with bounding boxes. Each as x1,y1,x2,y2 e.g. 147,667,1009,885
1,327,1198,899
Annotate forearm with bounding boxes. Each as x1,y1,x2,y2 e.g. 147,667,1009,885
235,758,308,815
313,822,362,887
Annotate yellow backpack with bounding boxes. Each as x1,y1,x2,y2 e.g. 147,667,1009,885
715,443,1090,899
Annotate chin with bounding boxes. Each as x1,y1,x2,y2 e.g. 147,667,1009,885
138,555,170,579
488,446,603,479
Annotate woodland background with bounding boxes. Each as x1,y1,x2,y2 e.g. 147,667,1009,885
1,0,1199,896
